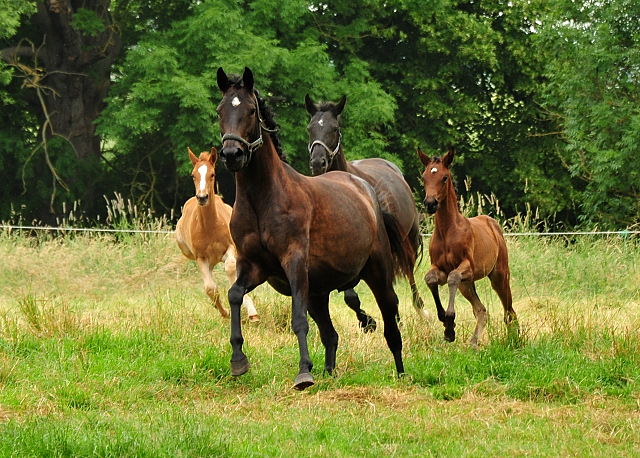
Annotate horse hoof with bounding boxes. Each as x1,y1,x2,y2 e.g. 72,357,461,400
293,373,314,390
230,357,250,376
248,314,260,322
362,317,377,333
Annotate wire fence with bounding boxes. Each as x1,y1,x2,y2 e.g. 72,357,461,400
1,225,639,238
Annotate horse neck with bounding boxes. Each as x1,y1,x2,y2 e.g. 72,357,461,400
434,180,464,232
194,191,221,227
235,133,287,201
328,146,350,173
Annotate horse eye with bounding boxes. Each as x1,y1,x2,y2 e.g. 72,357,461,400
442,176,448,183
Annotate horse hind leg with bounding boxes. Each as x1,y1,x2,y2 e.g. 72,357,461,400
488,260,519,337
425,267,447,323
457,282,488,348
308,294,339,375
197,258,229,318
224,249,259,322
343,287,377,332
408,270,431,321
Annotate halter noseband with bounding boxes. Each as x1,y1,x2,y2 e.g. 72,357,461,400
220,92,278,164
308,132,342,160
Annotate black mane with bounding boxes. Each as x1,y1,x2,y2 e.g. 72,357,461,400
227,75,287,163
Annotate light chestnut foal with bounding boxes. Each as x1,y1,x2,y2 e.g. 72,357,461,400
176,147,258,321
418,147,517,346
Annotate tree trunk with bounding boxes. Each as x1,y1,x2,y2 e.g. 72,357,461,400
1,0,121,214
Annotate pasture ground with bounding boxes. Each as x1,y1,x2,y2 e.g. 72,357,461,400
0,230,639,457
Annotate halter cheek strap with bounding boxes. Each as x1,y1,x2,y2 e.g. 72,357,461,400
308,132,342,160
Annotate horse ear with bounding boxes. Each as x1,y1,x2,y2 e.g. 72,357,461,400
209,147,218,165
334,95,347,116
243,67,254,92
305,94,317,115
417,148,430,167
188,147,198,166
443,147,455,168
217,67,229,93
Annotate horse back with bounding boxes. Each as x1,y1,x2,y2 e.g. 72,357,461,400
349,158,421,251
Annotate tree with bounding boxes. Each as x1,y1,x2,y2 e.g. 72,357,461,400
1,0,121,219
537,0,640,228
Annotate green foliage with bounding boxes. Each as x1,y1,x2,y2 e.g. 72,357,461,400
71,9,105,37
537,0,640,228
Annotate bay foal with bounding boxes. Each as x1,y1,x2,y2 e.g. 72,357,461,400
418,147,517,346
176,147,258,322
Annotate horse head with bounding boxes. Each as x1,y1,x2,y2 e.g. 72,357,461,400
216,67,264,172
305,94,346,176
417,147,455,214
189,147,218,206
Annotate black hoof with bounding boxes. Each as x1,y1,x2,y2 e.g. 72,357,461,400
293,372,315,390
230,356,249,376
361,316,377,333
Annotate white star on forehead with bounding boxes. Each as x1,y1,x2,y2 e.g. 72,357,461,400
430,167,438,173
232,96,241,107
318,119,324,127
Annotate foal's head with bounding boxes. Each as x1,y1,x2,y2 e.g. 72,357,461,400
417,147,455,214
305,94,346,176
188,147,218,207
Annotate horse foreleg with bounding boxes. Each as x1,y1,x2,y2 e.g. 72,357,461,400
228,260,266,377
283,256,314,390
196,258,228,318
223,247,259,322
458,282,487,348
307,294,338,375
444,261,474,342
425,266,447,323
343,287,377,332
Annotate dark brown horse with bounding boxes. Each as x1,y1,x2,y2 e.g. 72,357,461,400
305,95,427,326
217,67,414,389
418,147,518,346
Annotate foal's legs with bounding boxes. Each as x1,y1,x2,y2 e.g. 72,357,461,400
343,287,377,332
223,247,259,322
307,294,339,374
196,257,229,318
442,260,474,342
457,281,488,347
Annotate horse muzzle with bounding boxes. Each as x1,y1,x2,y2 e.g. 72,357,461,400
220,145,248,172
309,156,327,176
425,197,438,214
196,194,209,206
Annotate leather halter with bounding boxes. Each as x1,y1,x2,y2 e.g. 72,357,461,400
221,93,277,164
308,132,342,161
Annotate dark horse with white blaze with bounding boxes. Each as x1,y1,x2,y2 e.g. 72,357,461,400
305,95,427,328
217,67,413,389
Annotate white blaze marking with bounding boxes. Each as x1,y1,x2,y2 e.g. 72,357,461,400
198,165,208,191
431,167,438,173
232,96,241,107
318,119,324,127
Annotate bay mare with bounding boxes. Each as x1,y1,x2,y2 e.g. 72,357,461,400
305,94,427,327
217,67,414,389
175,147,258,321
418,147,518,346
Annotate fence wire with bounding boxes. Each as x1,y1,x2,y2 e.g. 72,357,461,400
1,225,639,237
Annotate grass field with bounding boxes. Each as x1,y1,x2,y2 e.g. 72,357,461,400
0,228,639,457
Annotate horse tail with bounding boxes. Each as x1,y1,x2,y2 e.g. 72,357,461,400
382,210,416,280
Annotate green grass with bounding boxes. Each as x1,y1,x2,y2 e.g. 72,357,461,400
1,230,639,456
